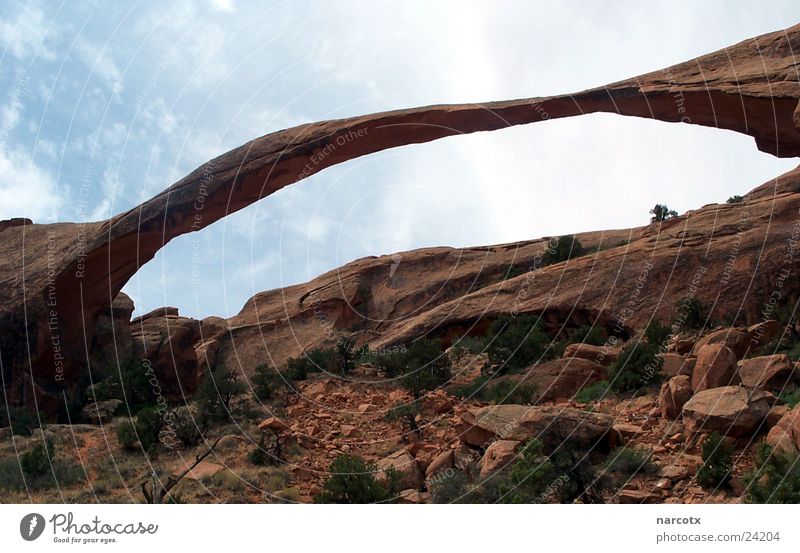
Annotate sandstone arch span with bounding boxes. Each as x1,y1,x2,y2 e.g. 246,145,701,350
1,23,800,416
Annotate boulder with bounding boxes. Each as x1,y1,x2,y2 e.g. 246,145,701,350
672,337,696,355
767,404,791,429
457,404,614,450
518,358,606,402
376,449,423,490
738,354,798,391
80,399,121,425
682,386,772,437
425,449,454,478
765,404,800,454
658,375,693,419
691,344,739,392
479,440,521,478
562,343,619,367
746,320,784,349
692,328,751,358
661,354,695,378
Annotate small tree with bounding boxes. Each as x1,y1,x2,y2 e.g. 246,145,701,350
385,403,422,439
644,320,671,347
336,339,357,376
313,454,389,504
196,366,246,426
679,297,709,331
485,315,555,375
696,432,733,489
650,204,678,223
607,342,663,392
541,235,584,266
745,444,800,503
251,363,281,401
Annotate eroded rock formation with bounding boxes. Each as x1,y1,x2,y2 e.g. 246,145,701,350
2,23,800,416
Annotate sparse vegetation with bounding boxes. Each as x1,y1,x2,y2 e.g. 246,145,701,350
696,432,733,489
604,446,657,477
0,439,84,491
116,419,138,451
568,324,607,347
575,380,612,403
451,376,538,405
196,366,246,426
385,403,421,438
371,338,452,397
650,204,678,223
541,235,584,266
484,315,558,375
745,444,800,503
644,319,671,347
251,363,283,401
726,195,744,204
778,387,800,408
677,297,709,331
607,341,663,392
313,454,390,504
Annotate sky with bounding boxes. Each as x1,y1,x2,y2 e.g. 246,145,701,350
1,0,799,319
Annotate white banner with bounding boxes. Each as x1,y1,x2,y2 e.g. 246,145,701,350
1,504,797,552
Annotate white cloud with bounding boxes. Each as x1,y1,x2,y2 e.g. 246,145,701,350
0,146,60,221
74,37,123,95
0,3,57,61
210,0,235,13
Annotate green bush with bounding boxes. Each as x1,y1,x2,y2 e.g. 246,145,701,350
745,444,800,503
173,412,202,448
251,363,282,401
314,454,390,504
21,439,55,477
696,432,733,489
385,403,421,436
726,195,744,204
0,405,42,436
371,338,451,396
644,319,671,348
196,366,246,425
778,387,800,408
575,380,612,403
134,407,164,453
116,420,137,450
604,446,657,477
430,470,470,504
607,342,663,392
451,376,538,405
0,441,84,491
541,235,584,266
650,204,678,223
91,357,156,411
485,315,557,375
678,297,709,331
568,325,607,346
336,339,357,376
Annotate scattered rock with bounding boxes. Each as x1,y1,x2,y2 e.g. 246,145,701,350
738,354,798,391
425,450,454,478
692,328,751,358
661,353,695,378
658,375,693,420
518,358,606,402
692,344,740,392
479,440,521,478
682,386,772,437
766,404,800,454
376,449,423,490
80,399,121,425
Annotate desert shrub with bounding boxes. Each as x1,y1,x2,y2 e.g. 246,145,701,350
0,441,84,491
313,454,389,504
778,387,800,408
604,446,657,477
485,315,557,375
283,347,338,381
0,405,42,436
541,235,584,266
696,432,733,489
372,338,451,394
650,204,678,223
135,407,164,453
726,195,744,204
430,470,471,503
21,439,55,477
449,336,488,361
496,438,604,504
678,297,709,331
196,366,246,425
644,319,671,348
451,376,537,405
251,363,283,401
91,357,156,411
568,324,607,346
745,444,800,503
336,339,357,376
607,342,663,392
575,380,612,403
249,438,269,467
117,420,137,450
173,411,202,447
385,402,421,436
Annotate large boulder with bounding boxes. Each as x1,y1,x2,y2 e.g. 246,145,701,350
658,375,693,419
376,449,424,490
682,386,772,437
479,440,521,478
457,404,614,450
738,354,798,391
661,353,695,378
691,344,740,392
562,343,619,367
692,328,751,358
80,399,122,425
766,404,800,454
518,358,606,402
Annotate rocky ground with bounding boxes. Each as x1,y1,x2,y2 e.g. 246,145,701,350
2,318,798,504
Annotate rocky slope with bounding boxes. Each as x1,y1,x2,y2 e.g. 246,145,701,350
2,23,800,416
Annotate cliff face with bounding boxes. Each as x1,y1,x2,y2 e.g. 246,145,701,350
2,23,800,416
